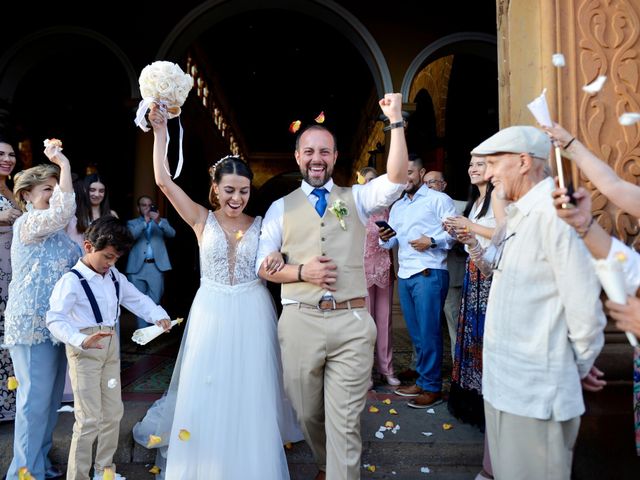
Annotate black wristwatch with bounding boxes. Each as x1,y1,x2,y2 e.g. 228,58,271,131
429,237,437,249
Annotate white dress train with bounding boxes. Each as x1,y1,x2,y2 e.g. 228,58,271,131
133,212,302,479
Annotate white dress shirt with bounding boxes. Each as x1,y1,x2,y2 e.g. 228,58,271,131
483,177,606,421
47,260,169,348
257,175,404,270
256,175,404,304
379,184,456,278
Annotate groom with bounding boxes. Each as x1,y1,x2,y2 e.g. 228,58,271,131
257,93,408,480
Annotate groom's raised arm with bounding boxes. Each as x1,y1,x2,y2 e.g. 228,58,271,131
379,93,408,184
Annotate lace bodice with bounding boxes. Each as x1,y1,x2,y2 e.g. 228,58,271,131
199,212,261,286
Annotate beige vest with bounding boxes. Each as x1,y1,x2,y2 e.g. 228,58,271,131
282,186,367,304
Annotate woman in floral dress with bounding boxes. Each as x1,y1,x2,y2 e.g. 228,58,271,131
0,135,22,422
4,142,81,479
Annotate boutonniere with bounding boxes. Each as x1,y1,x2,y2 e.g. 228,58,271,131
328,199,349,230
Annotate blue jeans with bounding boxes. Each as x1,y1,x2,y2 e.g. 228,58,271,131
398,269,449,392
8,341,66,480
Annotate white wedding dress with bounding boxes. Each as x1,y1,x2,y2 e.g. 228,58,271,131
133,212,302,479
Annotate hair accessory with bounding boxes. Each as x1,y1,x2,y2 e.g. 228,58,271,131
211,155,240,174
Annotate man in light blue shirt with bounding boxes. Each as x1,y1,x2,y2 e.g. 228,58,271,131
379,155,456,408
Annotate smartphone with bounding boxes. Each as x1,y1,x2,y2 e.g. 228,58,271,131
150,204,159,213
374,220,395,233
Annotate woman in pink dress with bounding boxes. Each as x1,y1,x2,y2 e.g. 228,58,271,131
360,167,399,387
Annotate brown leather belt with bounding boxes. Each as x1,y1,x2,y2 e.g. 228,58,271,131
298,297,367,311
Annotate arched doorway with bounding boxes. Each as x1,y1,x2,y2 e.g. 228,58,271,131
402,33,498,200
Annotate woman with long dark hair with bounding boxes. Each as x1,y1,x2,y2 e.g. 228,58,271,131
443,155,505,480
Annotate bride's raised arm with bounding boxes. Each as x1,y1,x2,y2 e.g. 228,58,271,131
149,103,208,236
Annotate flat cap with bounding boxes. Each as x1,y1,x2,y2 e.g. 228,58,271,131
471,126,551,159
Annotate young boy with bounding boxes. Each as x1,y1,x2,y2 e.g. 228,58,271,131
47,216,171,480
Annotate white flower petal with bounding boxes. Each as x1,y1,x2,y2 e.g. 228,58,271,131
375,431,384,439
618,113,640,126
583,75,607,94
421,431,433,437
107,378,118,389
426,408,435,414
552,53,566,67
421,466,431,473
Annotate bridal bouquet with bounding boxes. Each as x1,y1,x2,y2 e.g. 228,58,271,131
134,61,193,132
132,318,184,346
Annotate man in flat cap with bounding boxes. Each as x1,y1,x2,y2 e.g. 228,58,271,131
467,126,606,478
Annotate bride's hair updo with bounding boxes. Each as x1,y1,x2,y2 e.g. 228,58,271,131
208,155,254,207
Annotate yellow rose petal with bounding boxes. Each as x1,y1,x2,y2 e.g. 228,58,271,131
289,120,302,134
103,467,115,480
178,429,191,441
147,434,162,448
442,423,453,430
367,465,376,472
176,317,184,325
284,442,293,450
314,111,325,124
235,230,244,240
615,252,627,262
18,467,31,480
384,420,395,428
356,172,366,185
382,398,391,405
149,465,161,474
7,376,18,391
368,406,379,413
389,408,398,415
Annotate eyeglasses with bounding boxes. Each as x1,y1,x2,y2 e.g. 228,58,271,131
426,179,444,185
493,232,516,272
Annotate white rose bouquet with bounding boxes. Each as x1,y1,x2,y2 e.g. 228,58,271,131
134,61,193,132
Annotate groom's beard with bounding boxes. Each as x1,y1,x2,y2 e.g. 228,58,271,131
301,164,333,187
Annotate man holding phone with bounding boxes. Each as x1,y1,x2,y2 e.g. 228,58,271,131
379,154,456,409
126,195,176,329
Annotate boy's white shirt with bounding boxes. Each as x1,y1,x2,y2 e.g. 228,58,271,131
46,259,169,348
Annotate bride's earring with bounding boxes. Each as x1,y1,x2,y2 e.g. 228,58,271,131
26,200,33,212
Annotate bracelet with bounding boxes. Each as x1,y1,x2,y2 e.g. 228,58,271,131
563,137,576,149
298,264,304,282
576,216,595,238
383,121,405,132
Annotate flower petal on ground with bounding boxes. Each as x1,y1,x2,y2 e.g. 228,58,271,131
149,466,161,474
442,423,453,430
368,406,379,413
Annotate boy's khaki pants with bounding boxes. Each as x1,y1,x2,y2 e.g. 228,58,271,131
66,326,123,480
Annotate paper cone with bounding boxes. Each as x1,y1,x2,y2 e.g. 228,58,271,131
527,89,553,128
132,318,183,346
593,259,639,347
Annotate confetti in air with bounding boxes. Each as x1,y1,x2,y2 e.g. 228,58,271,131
582,75,607,94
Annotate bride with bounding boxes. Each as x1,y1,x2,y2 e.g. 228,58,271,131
133,103,301,479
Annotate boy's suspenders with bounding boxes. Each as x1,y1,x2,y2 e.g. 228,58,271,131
70,269,120,324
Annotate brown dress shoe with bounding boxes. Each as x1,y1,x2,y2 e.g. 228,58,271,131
407,391,443,409
394,384,423,397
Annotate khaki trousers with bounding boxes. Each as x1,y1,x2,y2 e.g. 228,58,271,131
279,304,376,480
66,327,124,480
484,400,580,480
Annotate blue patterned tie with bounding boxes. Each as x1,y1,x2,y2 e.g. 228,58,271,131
311,188,328,217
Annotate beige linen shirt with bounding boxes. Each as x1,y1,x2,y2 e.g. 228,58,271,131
483,177,606,421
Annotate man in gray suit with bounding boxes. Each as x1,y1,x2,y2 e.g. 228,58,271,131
126,196,176,329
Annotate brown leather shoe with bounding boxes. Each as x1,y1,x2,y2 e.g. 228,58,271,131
407,391,443,409
314,471,326,480
394,384,423,397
